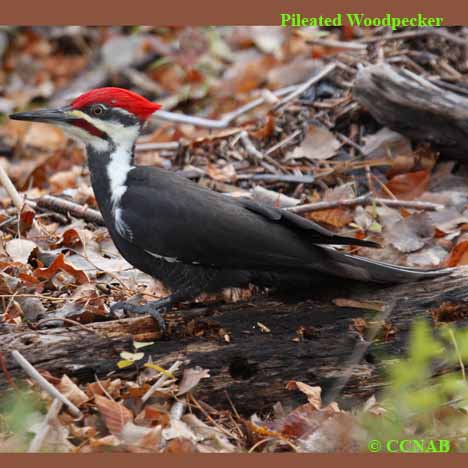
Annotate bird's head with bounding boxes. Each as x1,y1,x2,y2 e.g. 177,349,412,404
10,87,161,151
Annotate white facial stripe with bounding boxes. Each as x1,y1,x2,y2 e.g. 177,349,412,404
69,109,139,150
68,109,139,211
56,120,109,152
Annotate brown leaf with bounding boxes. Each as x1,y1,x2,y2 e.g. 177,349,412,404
362,128,412,162
249,113,275,140
33,253,89,285
61,228,83,248
286,381,322,409
443,240,468,267
285,124,340,161
177,367,210,396
165,437,198,453
57,375,88,407
19,205,36,233
306,184,355,228
384,170,430,200
94,395,133,436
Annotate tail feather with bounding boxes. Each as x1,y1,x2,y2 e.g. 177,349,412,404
313,246,454,283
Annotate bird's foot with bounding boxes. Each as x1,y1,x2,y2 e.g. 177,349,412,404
111,297,174,333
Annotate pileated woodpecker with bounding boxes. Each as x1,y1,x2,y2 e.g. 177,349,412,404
10,88,450,329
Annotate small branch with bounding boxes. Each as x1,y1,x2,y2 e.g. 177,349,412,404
264,129,302,157
287,194,444,214
237,174,315,184
252,186,300,209
273,63,337,111
305,37,367,51
35,196,104,225
135,141,180,152
0,165,24,212
141,360,182,404
11,350,82,417
239,131,263,160
358,28,434,44
28,398,63,453
152,85,296,129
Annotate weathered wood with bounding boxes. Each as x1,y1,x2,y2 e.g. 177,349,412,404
353,63,468,160
1,268,467,415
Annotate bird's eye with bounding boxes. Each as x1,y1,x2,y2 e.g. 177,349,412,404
90,104,106,117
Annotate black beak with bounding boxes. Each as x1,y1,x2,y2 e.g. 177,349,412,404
9,106,74,124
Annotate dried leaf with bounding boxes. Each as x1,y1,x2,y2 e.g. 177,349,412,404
286,381,322,409
386,212,434,253
120,351,145,361
362,128,412,160
444,240,468,267
120,421,162,448
177,367,210,396
5,239,37,264
306,184,355,228
57,375,88,407
285,125,340,161
33,253,89,285
94,395,133,436
384,170,430,200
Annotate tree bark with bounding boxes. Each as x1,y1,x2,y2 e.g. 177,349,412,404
353,63,468,160
1,269,467,415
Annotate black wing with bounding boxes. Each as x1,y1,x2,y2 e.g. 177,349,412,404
118,167,377,270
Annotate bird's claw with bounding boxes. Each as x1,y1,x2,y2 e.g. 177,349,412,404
110,300,169,334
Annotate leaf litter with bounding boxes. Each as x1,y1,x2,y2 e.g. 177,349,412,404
1,25,468,452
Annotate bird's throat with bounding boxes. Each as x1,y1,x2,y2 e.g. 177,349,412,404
86,144,135,219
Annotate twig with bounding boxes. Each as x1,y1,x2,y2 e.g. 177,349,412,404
28,398,63,453
0,165,24,211
237,131,285,173
287,194,443,214
11,350,82,417
264,129,302,157
358,28,435,44
141,360,182,404
35,196,104,225
36,317,103,336
189,394,237,440
252,186,300,208
239,131,263,160
152,85,296,129
359,28,468,46
305,37,367,50
135,141,180,152
237,174,315,184
273,63,337,111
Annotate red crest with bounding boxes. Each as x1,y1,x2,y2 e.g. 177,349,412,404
71,87,161,120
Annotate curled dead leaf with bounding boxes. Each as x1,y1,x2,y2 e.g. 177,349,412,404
33,253,89,285
94,394,133,436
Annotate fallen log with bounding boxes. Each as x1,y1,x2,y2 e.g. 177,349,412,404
1,268,467,415
353,63,468,160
